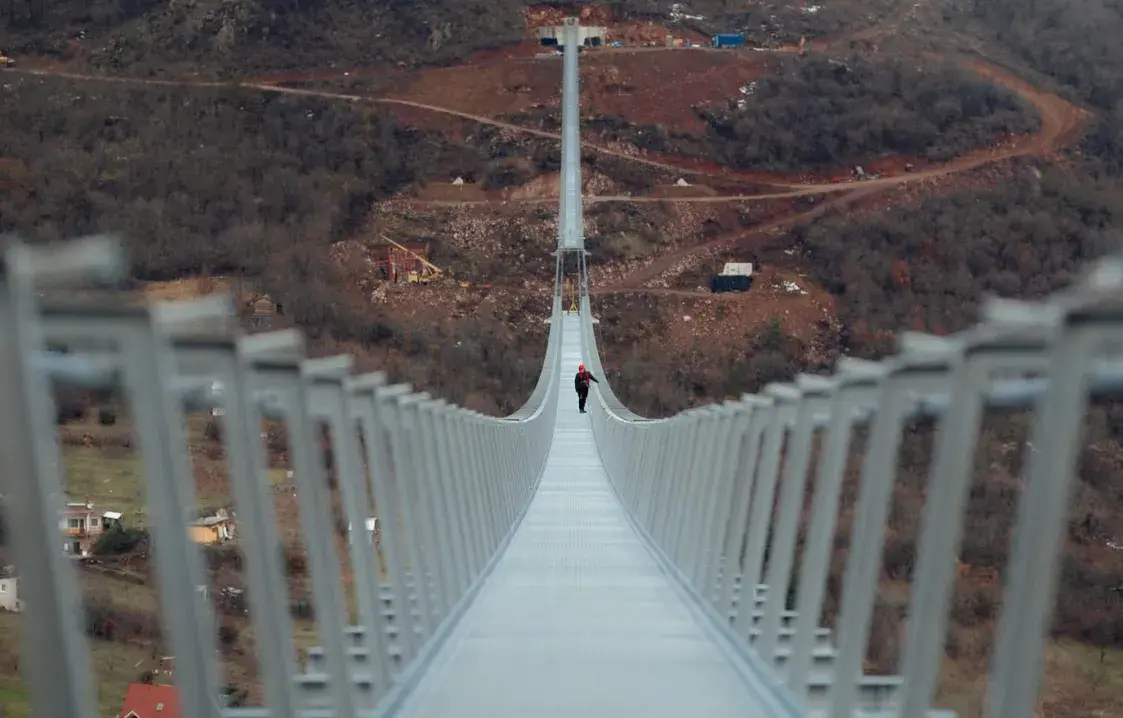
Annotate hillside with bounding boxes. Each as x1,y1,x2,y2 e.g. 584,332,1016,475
0,1,1122,716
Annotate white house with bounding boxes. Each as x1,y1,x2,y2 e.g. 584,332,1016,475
347,518,380,547
0,568,21,612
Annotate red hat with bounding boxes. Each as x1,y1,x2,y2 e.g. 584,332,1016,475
578,364,585,371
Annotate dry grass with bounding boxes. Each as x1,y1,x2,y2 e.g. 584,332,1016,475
0,612,157,718
936,640,1123,718
57,413,293,527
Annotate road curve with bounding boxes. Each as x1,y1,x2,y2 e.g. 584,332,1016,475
7,56,1089,293
9,57,1084,201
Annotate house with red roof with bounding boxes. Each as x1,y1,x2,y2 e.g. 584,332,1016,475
118,683,179,718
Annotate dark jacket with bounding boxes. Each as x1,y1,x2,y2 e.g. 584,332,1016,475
575,370,599,392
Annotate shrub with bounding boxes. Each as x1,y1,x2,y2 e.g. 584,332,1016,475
217,623,239,648
54,388,88,424
203,419,224,443
697,54,1039,172
92,525,143,556
97,407,117,426
950,582,1001,628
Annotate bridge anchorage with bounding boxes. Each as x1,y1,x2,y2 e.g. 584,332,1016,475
1,16,1117,718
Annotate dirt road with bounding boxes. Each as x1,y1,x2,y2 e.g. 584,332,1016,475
8,53,1089,293
11,54,1085,200
260,59,1088,207
608,185,883,290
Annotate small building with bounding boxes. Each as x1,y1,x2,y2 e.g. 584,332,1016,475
371,240,431,283
60,501,122,557
245,293,283,330
0,567,21,613
713,262,754,294
118,683,180,718
537,20,606,48
188,508,236,545
348,517,380,548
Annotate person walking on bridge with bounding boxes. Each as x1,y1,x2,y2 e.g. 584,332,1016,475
575,364,599,414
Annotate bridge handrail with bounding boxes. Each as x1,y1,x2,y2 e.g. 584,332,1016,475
0,235,568,718
581,247,1123,718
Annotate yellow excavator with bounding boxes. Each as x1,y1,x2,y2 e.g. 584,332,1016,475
380,235,445,285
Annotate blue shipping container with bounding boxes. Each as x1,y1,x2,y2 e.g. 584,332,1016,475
711,275,752,293
711,33,745,48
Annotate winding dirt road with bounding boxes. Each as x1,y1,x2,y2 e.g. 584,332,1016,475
7,51,1088,293
11,55,1084,205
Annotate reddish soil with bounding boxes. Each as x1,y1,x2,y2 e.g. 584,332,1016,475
3,39,1095,345
646,183,720,199
610,185,880,289
597,266,835,350
389,60,560,120
414,181,491,203
579,51,766,133
386,48,767,135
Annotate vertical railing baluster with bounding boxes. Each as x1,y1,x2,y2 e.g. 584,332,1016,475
40,296,230,718
688,405,738,592
733,385,800,639
787,359,884,700
0,239,116,718
352,377,415,668
827,339,954,718
425,401,472,600
985,283,1123,718
758,375,834,664
717,397,772,623
306,358,394,698
674,410,719,571
897,324,1047,718
251,353,355,716
383,392,438,640
172,328,303,717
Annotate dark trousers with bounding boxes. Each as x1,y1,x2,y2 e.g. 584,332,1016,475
577,386,589,412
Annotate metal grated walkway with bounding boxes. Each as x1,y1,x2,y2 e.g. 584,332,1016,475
394,315,758,718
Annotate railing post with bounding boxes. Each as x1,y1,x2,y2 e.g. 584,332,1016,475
245,350,356,715
423,400,472,599
673,409,720,571
353,377,418,666
664,412,705,568
827,338,955,718
985,273,1123,718
41,294,232,718
651,416,691,550
171,328,303,716
787,359,884,699
306,356,396,696
716,396,773,621
0,239,117,718
733,384,800,639
895,323,1048,717
383,391,438,639
758,375,835,664
687,404,740,592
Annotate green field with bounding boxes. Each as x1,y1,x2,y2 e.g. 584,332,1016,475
0,613,156,717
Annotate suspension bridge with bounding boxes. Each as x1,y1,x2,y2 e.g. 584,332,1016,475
0,17,1116,718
